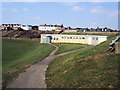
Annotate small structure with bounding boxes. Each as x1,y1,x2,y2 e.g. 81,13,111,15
41,34,108,45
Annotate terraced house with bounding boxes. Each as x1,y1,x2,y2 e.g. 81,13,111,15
41,34,108,45
1,24,21,30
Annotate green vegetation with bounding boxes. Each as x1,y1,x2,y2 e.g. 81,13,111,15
2,39,55,88
54,43,88,55
62,32,119,37
46,33,120,88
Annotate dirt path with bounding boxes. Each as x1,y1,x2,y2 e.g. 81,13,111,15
7,44,90,88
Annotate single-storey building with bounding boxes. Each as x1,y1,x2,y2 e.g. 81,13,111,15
41,34,108,45
38,24,63,31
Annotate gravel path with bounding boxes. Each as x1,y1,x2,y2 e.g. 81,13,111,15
7,44,87,88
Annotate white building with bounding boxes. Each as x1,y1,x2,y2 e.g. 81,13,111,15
20,25,32,30
38,24,63,31
1,24,32,30
41,34,108,45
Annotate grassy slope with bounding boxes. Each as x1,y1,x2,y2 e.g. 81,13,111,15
2,39,55,88
46,33,120,88
54,43,88,55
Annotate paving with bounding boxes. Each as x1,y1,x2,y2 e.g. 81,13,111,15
6,44,85,88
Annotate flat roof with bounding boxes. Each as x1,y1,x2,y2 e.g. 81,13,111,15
41,34,108,37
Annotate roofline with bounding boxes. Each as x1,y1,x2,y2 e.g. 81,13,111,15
41,34,108,37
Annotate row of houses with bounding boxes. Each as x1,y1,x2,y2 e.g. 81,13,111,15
1,24,32,30
0,24,118,32
64,27,118,32
0,24,64,31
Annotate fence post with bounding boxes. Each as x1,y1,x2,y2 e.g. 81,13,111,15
115,42,120,54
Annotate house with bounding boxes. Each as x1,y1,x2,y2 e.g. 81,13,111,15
32,25,38,30
63,27,78,33
1,24,21,30
20,25,32,30
38,24,64,31
1,24,33,30
41,34,108,45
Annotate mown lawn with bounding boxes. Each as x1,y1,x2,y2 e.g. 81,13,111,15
46,33,120,88
54,43,88,55
2,39,55,88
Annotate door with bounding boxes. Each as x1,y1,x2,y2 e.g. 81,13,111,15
46,36,51,43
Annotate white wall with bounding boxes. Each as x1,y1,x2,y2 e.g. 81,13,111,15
87,36,92,45
20,25,32,30
41,34,108,45
98,37,108,44
38,26,58,31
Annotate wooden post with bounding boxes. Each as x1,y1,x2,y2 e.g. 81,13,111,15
115,42,120,54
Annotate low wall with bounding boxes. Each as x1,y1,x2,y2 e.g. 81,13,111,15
115,42,120,54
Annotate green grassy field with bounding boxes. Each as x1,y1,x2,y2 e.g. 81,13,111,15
46,33,120,88
2,39,55,88
53,43,88,55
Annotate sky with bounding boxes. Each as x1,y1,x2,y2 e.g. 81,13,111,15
1,1,119,29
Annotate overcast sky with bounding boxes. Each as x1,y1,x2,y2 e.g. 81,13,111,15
1,1,119,29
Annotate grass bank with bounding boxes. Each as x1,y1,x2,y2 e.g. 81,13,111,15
53,43,88,55
46,34,120,88
2,39,55,88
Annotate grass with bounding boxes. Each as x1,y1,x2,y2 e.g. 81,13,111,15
2,39,55,88
53,43,88,55
46,33,120,88
62,32,119,37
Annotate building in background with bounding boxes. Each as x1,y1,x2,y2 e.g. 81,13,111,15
1,24,32,30
1,24,21,30
41,34,108,45
20,25,32,30
64,27,78,33
38,24,64,31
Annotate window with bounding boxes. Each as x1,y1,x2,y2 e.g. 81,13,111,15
96,37,98,40
79,37,81,39
82,37,85,39
76,37,78,39
67,37,69,39
53,37,58,40
62,37,64,39
56,38,58,40
22,25,26,27
92,37,98,40
70,37,72,39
